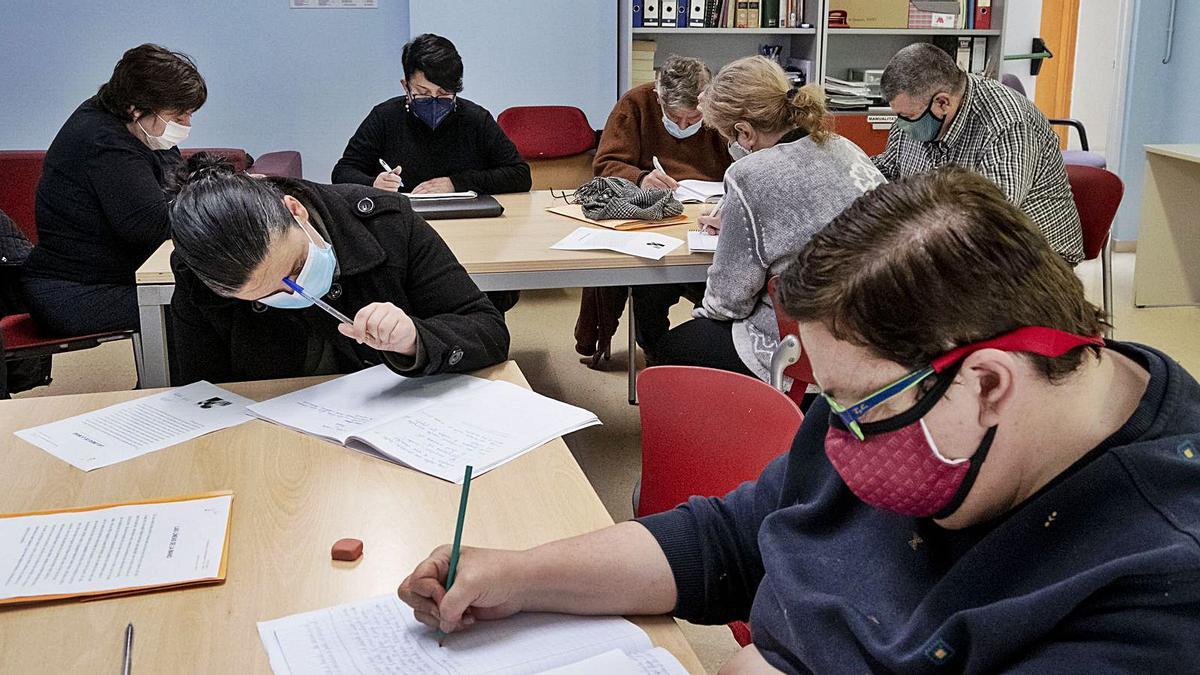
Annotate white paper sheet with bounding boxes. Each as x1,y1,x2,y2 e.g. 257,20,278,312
257,594,657,675
15,382,254,471
402,191,478,200
537,648,688,675
0,494,232,602
551,227,684,261
687,231,718,253
353,380,601,482
674,180,724,204
248,366,491,443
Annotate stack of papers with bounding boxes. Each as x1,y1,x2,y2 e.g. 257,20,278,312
0,492,233,605
824,76,879,110
403,190,479,200
248,366,601,482
257,594,687,674
552,227,684,261
674,180,724,204
687,231,719,253
15,381,255,471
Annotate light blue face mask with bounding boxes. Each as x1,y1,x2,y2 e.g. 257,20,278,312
662,113,702,140
894,95,946,143
258,218,336,310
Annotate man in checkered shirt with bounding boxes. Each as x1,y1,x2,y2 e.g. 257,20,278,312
873,43,1084,265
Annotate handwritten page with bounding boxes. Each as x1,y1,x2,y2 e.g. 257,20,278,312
248,367,491,443
551,227,684,261
0,493,232,604
674,179,724,204
537,648,688,675
15,382,254,471
257,594,661,675
353,381,601,483
687,231,718,253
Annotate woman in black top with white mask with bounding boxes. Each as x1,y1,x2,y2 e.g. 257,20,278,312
22,43,206,336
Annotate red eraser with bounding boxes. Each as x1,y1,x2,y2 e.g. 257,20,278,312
331,538,363,562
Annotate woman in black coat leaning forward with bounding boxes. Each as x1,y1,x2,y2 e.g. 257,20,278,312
167,154,509,385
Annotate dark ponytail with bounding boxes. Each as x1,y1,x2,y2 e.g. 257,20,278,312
168,153,295,296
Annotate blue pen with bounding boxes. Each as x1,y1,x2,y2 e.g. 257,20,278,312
282,278,353,325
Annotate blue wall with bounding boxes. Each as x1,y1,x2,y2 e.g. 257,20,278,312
407,0,618,130
1113,0,1199,240
0,1,410,182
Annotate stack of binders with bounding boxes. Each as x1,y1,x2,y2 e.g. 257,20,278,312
633,0,804,28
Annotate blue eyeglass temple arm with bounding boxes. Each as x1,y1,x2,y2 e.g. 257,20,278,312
832,366,936,428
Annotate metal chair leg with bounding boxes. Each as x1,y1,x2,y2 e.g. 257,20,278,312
628,287,638,405
1102,239,1114,339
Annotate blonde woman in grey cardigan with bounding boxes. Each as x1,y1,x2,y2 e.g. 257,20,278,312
654,56,885,388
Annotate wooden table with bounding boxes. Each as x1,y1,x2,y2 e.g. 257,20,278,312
135,190,713,396
0,361,703,673
1133,144,1200,307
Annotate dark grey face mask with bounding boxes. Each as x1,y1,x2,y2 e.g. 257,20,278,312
894,96,946,143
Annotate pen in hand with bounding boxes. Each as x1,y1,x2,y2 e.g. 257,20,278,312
281,278,377,343
437,464,474,647
378,159,405,188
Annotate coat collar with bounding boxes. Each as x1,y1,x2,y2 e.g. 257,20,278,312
266,178,390,276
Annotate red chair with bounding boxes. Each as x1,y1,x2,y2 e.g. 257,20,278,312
1065,165,1123,338
635,365,804,646
0,151,44,244
767,276,814,406
497,106,597,190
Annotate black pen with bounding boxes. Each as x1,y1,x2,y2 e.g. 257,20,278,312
122,622,133,675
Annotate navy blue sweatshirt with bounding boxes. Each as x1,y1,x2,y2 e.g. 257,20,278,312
24,96,180,285
331,96,531,195
639,341,1200,673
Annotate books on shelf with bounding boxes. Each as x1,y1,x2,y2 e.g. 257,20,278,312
632,39,657,87
635,0,804,28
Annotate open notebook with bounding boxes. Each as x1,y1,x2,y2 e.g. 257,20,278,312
546,204,692,231
247,366,600,483
257,594,687,675
674,180,724,204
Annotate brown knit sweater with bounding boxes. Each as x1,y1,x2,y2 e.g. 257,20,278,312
593,83,731,184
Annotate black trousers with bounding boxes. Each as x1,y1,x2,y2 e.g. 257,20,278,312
21,276,138,335
632,282,706,355
652,317,755,377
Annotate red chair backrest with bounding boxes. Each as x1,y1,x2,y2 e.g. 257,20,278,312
497,106,596,160
767,277,814,404
0,150,45,244
636,366,803,517
1065,165,1123,261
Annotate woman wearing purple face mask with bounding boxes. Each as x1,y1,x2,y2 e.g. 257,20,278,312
21,43,206,336
394,168,1200,674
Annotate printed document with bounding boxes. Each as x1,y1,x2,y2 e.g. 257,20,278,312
249,366,600,482
257,593,686,675
15,382,254,471
552,227,684,261
0,492,233,605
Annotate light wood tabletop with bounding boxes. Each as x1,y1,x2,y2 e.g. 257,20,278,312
136,190,713,285
0,361,703,673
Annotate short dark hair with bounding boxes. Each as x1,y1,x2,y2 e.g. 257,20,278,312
168,153,293,296
778,167,1103,381
97,44,207,122
880,43,966,103
402,33,464,93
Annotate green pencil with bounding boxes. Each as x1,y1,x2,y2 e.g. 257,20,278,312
438,464,474,646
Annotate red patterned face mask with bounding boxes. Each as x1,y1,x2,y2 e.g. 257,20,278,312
822,327,1102,519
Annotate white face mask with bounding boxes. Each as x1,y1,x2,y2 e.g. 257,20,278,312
137,113,190,150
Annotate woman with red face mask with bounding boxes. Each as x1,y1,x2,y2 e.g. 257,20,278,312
394,167,1200,674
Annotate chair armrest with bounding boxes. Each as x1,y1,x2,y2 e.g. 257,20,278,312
251,151,303,178
770,334,801,392
1047,118,1090,151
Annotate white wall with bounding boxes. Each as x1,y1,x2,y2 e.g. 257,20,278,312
0,1,411,182
1069,0,1121,153
1001,0,1045,98
408,0,618,130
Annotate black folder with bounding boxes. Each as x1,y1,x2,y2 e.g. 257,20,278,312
407,194,505,220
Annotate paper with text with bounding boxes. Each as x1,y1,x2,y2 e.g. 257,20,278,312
687,231,718,253
674,180,724,204
353,380,601,482
0,494,232,604
248,367,491,443
15,382,254,471
257,594,668,675
551,227,684,261
537,648,688,675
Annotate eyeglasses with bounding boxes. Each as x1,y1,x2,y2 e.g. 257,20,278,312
823,326,1106,441
824,366,936,441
